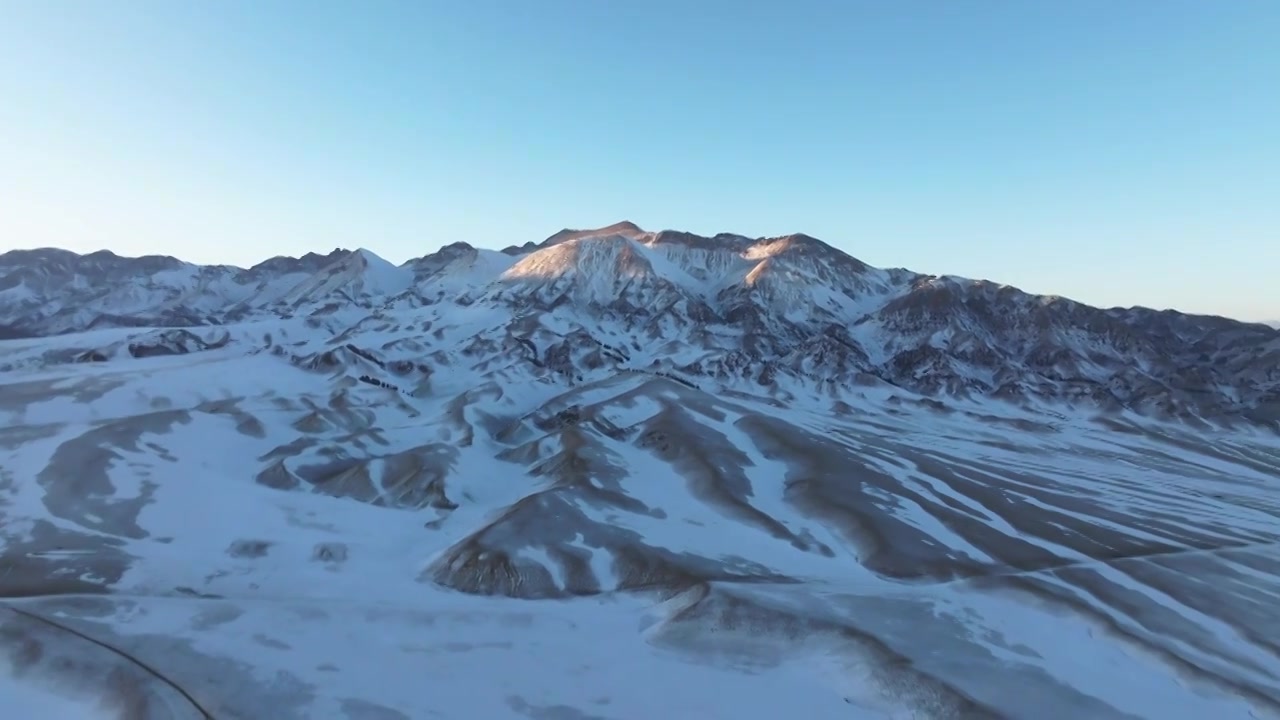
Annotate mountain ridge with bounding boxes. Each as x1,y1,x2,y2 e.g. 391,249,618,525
1,222,1278,428
2,225,1267,326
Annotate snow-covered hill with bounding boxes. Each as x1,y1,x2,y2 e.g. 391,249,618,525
2,223,1279,718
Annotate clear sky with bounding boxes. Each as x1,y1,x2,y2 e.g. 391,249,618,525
1,1,1277,321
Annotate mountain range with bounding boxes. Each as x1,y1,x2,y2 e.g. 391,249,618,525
2,222,1279,719
3,221,1277,426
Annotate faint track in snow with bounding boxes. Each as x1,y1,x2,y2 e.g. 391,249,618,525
0,603,215,719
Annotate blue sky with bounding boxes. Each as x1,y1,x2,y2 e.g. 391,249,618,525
1,1,1277,321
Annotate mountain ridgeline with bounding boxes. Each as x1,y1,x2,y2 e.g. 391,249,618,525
2,222,1277,426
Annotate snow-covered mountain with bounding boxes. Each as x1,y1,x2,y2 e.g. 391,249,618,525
6,222,1274,424
2,223,1279,718
0,246,345,336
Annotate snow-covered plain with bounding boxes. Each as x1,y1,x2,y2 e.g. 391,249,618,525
2,225,1280,719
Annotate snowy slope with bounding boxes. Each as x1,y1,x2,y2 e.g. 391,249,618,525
2,223,1280,718
277,248,414,309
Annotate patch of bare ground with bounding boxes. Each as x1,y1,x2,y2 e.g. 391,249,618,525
37,410,192,539
736,413,1007,581
651,584,1002,719
293,443,459,510
425,487,794,598
980,574,1280,715
0,520,132,598
634,404,827,554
